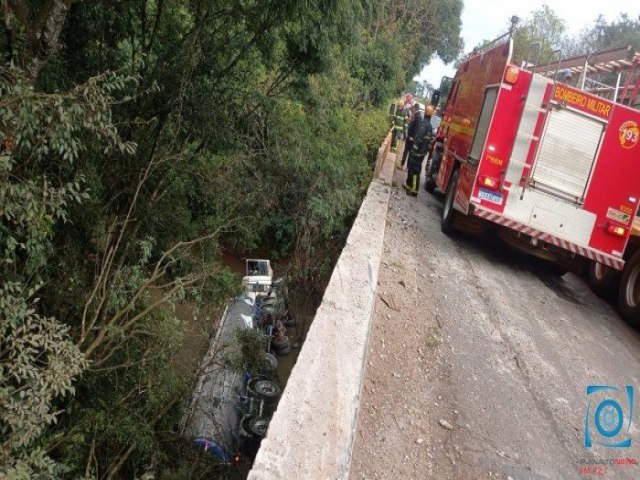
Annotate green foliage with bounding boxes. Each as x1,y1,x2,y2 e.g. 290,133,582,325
0,67,137,478
0,281,86,478
510,6,567,65
0,0,463,478
225,328,270,374
565,14,640,56
387,0,463,80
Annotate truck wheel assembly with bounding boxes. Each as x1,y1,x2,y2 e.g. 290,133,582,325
541,262,568,278
274,342,291,355
424,163,437,194
240,415,270,439
441,169,459,235
618,251,640,327
272,335,290,355
425,150,441,194
587,261,620,299
249,417,270,438
248,378,281,398
261,352,278,370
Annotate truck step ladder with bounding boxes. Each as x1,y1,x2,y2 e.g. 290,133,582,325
505,46,560,189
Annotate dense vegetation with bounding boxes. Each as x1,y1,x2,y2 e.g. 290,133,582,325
0,0,463,478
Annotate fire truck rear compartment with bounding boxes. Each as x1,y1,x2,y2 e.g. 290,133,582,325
496,104,604,258
501,187,597,248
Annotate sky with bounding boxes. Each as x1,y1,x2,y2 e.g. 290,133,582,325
416,0,640,88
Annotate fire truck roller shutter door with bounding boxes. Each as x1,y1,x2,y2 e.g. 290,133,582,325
531,109,604,201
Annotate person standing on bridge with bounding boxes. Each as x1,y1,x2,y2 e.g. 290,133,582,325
403,105,435,196
400,103,424,170
431,106,442,131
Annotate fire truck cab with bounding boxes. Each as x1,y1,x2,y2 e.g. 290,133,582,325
430,36,640,280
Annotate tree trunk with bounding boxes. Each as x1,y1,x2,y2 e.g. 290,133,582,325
7,0,74,84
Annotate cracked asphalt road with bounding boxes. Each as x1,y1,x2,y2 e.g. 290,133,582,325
349,164,640,480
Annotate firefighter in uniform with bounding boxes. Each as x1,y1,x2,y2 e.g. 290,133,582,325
391,101,407,152
400,103,424,170
403,105,435,196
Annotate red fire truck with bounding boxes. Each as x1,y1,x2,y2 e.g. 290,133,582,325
427,35,640,289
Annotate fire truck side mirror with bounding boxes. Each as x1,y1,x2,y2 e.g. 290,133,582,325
431,90,441,109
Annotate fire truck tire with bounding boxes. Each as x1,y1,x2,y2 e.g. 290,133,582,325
424,178,436,194
424,165,437,193
425,151,441,194
543,262,568,277
618,252,640,327
587,261,619,299
441,169,459,235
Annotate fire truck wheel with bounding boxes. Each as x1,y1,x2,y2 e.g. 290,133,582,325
543,262,568,277
425,152,440,194
587,261,620,299
424,166,437,193
441,169,459,235
618,251,640,327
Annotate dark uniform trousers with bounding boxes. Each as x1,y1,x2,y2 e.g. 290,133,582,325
406,153,426,193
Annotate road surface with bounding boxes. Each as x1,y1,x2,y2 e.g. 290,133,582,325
349,164,640,480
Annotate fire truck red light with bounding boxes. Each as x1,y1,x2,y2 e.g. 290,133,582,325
606,224,627,236
479,176,499,189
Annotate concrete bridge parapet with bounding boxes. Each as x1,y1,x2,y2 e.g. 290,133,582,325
249,135,395,479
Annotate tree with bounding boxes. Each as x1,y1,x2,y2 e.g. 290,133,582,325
566,14,640,56
0,67,133,478
512,6,567,66
2,0,75,83
0,0,464,477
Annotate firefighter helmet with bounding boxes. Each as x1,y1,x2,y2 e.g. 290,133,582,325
425,105,435,116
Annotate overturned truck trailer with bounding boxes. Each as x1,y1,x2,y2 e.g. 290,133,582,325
181,259,281,463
